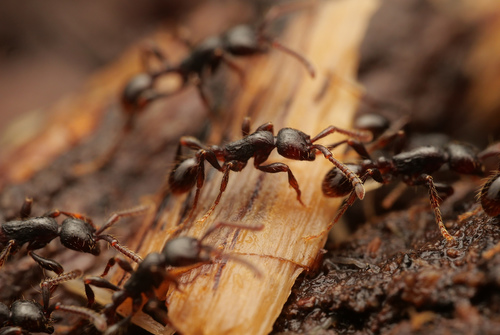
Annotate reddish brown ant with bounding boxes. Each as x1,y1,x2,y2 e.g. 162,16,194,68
167,117,371,224
0,199,149,274
73,1,316,176
83,222,263,333
0,270,106,334
311,122,486,241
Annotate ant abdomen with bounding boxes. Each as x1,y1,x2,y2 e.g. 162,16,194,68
322,164,360,197
169,158,200,194
481,172,500,217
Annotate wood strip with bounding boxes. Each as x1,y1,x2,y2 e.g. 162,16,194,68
127,1,380,334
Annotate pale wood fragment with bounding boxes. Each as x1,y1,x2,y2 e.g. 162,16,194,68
127,1,380,334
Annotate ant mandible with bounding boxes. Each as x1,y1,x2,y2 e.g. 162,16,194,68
72,1,316,176
314,127,485,241
0,199,149,274
0,270,106,334
83,222,263,334
168,117,371,223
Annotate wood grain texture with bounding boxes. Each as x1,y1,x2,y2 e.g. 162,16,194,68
125,1,380,334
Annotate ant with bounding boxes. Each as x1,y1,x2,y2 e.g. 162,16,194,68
167,117,371,223
83,222,263,334
0,198,149,274
312,122,485,241
72,1,316,176
0,270,106,334
478,144,500,217
480,171,500,217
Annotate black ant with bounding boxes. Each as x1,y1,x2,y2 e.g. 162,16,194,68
167,117,371,224
480,171,500,217
478,144,500,217
72,1,316,176
312,128,485,241
83,222,263,334
0,270,106,334
0,199,149,274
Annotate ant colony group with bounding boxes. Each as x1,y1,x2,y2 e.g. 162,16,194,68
1,2,499,335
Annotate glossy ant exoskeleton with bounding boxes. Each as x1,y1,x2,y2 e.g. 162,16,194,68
83,222,263,334
168,117,371,223
0,199,149,274
0,270,106,334
478,144,500,217
480,171,500,217
72,1,316,176
314,138,484,241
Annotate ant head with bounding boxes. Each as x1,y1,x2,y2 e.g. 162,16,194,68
161,236,211,267
481,172,500,217
322,164,361,197
11,300,54,334
60,218,100,256
276,128,315,161
169,157,199,194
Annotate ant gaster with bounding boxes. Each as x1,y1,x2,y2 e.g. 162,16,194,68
72,1,316,176
83,222,263,334
0,270,106,334
168,117,371,223
316,138,484,241
478,144,500,217
0,199,149,274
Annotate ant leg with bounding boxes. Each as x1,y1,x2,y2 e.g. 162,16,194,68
311,125,373,143
188,73,213,113
217,50,246,86
313,145,366,200
143,298,170,326
54,303,107,332
260,0,314,31
19,197,33,219
41,270,83,310
420,175,455,241
434,183,454,202
95,204,151,235
305,169,378,240
0,326,25,335
84,276,121,308
326,139,372,160
200,222,264,243
28,251,64,275
197,162,235,224
256,162,304,206
72,114,137,176
0,240,16,268
99,257,134,278
267,39,315,78
139,42,170,73
97,235,143,263
257,1,316,77
195,161,248,226
242,117,251,137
